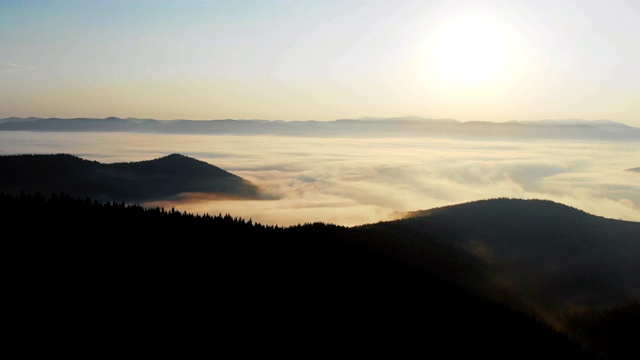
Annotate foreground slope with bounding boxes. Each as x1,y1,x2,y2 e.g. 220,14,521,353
2,192,593,358
0,153,261,202
388,199,640,308
366,199,640,358
363,199,640,355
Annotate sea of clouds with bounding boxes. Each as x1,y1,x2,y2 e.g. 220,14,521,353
1,131,638,226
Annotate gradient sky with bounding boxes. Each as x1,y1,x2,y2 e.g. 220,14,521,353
1,0,639,125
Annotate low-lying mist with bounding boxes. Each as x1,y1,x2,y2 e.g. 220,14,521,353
1,131,639,226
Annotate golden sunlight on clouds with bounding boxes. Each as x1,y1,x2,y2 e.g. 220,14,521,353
2,132,638,227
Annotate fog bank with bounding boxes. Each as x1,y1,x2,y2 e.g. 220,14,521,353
1,132,638,226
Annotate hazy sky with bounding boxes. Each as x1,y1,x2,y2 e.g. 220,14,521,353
1,0,639,125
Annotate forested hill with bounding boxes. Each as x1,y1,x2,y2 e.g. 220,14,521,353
0,153,261,202
365,198,640,359
373,199,640,308
2,192,599,358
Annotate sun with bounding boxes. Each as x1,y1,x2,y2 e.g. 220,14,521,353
427,12,512,90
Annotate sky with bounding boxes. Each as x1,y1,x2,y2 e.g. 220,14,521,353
1,0,639,126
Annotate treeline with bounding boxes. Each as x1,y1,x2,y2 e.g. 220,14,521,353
2,192,596,358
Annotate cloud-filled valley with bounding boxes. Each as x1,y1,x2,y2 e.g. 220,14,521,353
4,1,640,355
1,131,639,226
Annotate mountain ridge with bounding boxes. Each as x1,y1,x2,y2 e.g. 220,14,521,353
0,153,262,202
366,198,640,311
1,116,638,140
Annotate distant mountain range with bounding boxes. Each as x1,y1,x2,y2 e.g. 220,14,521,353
1,116,639,140
628,167,640,172
0,153,261,202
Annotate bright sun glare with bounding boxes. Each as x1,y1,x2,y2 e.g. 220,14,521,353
428,13,511,90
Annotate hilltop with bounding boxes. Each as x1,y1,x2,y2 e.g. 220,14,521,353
0,153,262,202
372,198,640,310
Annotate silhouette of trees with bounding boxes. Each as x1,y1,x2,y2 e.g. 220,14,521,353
1,192,617,358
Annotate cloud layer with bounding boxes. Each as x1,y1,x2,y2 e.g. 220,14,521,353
1,132,639,226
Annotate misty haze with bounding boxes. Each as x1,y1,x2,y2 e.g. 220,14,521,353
1,129,638,226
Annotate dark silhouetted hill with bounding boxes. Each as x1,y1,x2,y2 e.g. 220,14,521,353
380,199,640,309
0,153,261,202
628,167,640,172
2,192,600,358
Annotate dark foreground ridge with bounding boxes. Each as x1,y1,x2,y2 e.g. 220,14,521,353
4,192,635,357
387,198,640,311
365,198,640,359
0,153,262,202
